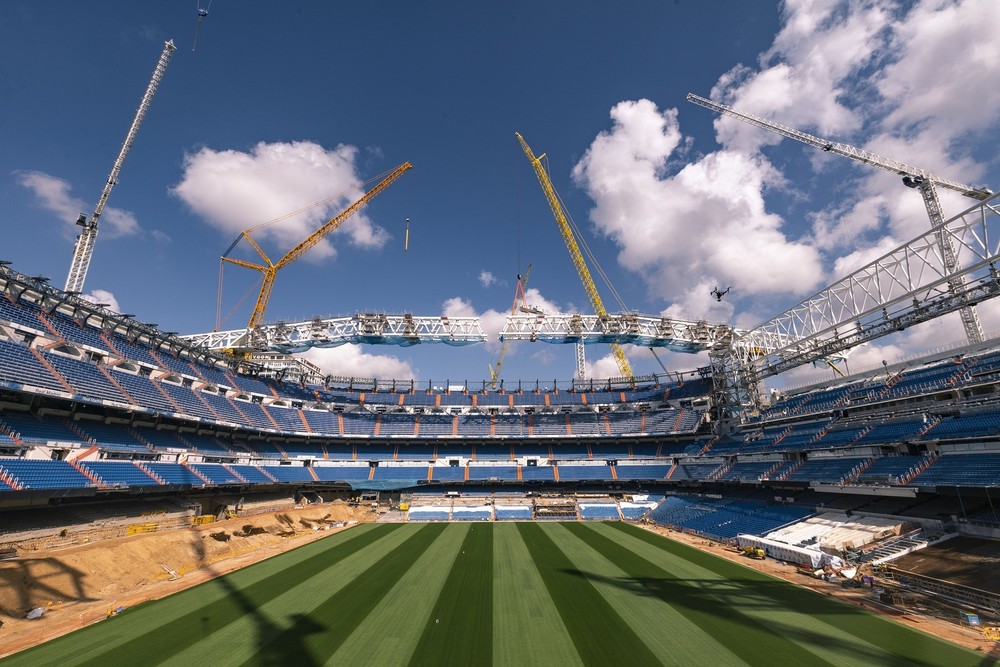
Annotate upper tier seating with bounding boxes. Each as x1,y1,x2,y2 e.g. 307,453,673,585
910,453,1000,487
781,457,870,484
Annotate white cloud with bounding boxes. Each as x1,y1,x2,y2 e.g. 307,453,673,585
877,0,1000,137
441,288,569,369
573,100,824,305
583,352,622,381
478,270,497,288
300,345,414,380
80,289,121,313
682,0,1000,376
830,235,899,279
16,170,139,238
171,141,390,263
661,280,735,323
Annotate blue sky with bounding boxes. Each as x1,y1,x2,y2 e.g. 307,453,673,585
2,1,998,388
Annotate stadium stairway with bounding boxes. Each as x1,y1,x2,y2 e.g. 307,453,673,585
28,347,75,394
180,460,211,485
69,458,104,487
96,365,139,407
0,466,21,490
136,462,165,485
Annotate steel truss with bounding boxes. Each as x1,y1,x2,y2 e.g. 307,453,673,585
741,194,1000,376
181,314,486,352
500,313,736,353
711,194,1000,423
688,92,992,345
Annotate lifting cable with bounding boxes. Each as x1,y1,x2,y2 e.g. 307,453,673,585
216,260,264,330
193,0,214,52
547,163,629,312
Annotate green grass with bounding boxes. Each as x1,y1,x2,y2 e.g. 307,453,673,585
2,522,993,667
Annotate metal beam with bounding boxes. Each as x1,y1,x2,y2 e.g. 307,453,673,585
181,314,486,352
739,193,1000,379
500,312,736,353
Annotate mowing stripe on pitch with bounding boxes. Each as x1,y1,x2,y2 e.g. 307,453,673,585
9,523,401,667
515,522,661,667
492,523,583,667
590,522,910,667
407,523,494,666
564,522,836,667
543,522,745,666
164,522,423,666
245,523,449,665
328,523,471,667
607,523,987,667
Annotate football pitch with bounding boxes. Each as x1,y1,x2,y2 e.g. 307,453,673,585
3,521,991,666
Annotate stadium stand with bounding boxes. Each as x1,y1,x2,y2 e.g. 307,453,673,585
4,275,1000,583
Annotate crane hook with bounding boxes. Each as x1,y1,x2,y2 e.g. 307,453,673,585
192,0,213,52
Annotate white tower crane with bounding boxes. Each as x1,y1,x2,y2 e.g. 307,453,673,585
687,92,993,345
64,40,176,294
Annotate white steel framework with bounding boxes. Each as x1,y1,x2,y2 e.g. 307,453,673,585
741,194,1000,376
687,92,992,345
711,194,1000,423
65,40,176,293
182,314,486,353
500,313,736,353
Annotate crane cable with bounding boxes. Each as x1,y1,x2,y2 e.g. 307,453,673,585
545,157,670,377
192,0,213,52
543,156,629,311
242,169,397,238
216,260,264,330
215,168,400,327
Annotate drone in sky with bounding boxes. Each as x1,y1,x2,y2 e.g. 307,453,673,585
711,286,731,302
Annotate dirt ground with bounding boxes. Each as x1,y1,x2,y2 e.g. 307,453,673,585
639,524,1000,660
0,501,375,659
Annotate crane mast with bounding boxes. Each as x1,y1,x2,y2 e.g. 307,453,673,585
515,132,632,379
65,40,176,293
687,92,988,345
223,162,412,330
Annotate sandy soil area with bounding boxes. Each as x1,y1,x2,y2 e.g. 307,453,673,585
0,501,374,658
640,524,1000,659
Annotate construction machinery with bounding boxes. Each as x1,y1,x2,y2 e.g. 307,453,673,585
220,162,412,331
687,92,993,345
489,264,534,388
515,132,632,380
65,40,176,294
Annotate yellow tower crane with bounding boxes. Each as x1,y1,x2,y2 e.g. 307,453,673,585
515,132,632,380
221,162,412,330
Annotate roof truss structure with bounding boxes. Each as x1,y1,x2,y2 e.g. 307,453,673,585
500,313,736,354
740,194,1000,379
181,314,486,353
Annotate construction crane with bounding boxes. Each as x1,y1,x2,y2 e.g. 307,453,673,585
489,264,533,388
65,40,176,294
687,92,992,345
515,132,633,380
221,162,412,330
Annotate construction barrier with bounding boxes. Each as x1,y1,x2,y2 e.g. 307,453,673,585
127,523,160,536
192,515,215,525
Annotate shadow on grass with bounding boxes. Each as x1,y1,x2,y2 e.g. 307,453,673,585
188,517,323,666
562,568,974,667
